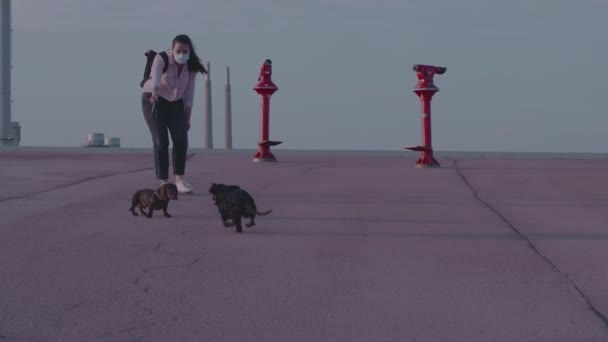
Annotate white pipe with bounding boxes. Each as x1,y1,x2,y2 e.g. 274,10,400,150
224,66,232,149
204,61,213,148
0,0,11,146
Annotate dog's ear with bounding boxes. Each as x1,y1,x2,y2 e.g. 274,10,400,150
159,184,168,200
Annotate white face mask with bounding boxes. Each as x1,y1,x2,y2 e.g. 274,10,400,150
174,53,189,65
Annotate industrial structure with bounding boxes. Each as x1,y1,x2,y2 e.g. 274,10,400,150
204,61,213,149
0,0,15,147
224,66,232,149
83,133,121,148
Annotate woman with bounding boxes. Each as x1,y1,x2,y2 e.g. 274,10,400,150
141,34,207,193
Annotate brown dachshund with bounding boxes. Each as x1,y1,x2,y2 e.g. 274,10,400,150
129,183,178,218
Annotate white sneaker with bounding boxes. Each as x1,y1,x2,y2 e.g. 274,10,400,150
175,180,193,193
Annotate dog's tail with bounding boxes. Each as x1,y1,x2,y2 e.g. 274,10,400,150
256,209,272,216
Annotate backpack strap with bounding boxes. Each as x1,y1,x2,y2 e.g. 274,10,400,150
140,50,171,88
141,50,157,88
159,51,169,74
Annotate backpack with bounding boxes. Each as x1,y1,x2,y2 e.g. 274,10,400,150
140,50,169,88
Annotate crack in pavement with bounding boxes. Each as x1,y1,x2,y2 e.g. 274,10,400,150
0,333,35,341
132,257,199,294
301,164,337,173
66,298,110,311
257,164,332,193
0,154,196,204
0,237,33,252
258,179,281,191
96,311,188,341
97,322,158,340
133,243,197,287
451,158,608,329
153,242,194,260
0,167,153,204
84,232,103,241
65,289,144,312
142,257,201,274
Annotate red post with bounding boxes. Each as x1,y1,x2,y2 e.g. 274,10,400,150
405,64,446,168
253,59,282,162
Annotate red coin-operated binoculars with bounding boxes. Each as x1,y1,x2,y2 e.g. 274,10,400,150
253,59,282,162
405,64,447,168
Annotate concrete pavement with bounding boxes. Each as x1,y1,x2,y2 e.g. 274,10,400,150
1,150,607,341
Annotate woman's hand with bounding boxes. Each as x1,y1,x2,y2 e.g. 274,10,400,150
149,90,158,104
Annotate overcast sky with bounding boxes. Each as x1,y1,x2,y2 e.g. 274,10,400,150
10,0,608,152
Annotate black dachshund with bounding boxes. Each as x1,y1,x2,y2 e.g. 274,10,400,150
208,182,272,233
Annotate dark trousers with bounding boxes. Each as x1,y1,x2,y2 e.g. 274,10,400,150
141,93,188,180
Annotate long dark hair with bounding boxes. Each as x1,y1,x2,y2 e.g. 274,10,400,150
172,34,207,74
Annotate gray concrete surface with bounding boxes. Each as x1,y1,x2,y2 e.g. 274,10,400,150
0,150,607,341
